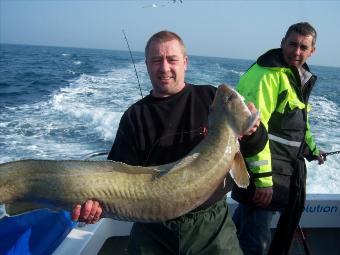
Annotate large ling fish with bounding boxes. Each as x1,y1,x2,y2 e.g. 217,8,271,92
0,84,259,222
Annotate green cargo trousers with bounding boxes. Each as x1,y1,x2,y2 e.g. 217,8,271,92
128,199,243,255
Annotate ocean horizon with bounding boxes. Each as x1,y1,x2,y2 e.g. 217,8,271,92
5,42,340,69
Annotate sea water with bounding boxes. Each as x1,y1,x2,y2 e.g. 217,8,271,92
0,44,339,193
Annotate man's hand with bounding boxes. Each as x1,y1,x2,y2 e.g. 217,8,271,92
243,102,260,136
72,199,103,224
317,150,326,165
252,187,273,208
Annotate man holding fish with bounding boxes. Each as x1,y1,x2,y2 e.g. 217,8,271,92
72,31,264,254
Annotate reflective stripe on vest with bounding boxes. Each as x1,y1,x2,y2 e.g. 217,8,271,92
268,134,301,147
246,160,269,168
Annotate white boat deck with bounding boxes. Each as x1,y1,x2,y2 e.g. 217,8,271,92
53,194,340,255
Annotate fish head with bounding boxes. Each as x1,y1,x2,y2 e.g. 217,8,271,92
211,84,259,136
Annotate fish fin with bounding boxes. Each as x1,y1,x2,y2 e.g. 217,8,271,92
151,153,200,181
171,153,200,169
153,153,200,174
230,152,249,188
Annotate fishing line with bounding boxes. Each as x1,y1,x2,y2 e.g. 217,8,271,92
87,31,142,161
122,29,143,98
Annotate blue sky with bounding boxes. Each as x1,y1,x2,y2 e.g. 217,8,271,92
1,0,340,67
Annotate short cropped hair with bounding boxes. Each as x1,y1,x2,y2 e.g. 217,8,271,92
285,22,317,46
145,30,187,58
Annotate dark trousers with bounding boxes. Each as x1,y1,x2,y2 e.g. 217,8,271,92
268,160,306,255
233,204,276,255
128,199,242,255
233,159,307,255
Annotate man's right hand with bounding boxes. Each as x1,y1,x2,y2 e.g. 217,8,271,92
72,199,103,224
252,187,273,208
317,150,326,165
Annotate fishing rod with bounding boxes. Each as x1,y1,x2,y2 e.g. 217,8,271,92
316,150,340,161
297,224,311,255
122,29,143,98
323,150,340,157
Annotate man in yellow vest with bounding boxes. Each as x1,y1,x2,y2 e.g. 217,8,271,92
232,22,325,255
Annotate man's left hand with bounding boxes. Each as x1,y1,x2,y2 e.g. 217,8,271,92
243,102,260,136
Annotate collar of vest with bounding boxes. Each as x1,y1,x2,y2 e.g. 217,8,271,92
256,48,310,72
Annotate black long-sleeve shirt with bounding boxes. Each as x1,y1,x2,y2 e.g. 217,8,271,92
108,83,216,166
108,83,265,209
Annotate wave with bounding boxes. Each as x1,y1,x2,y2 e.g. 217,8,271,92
1,44,339,194
306,95,340,193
